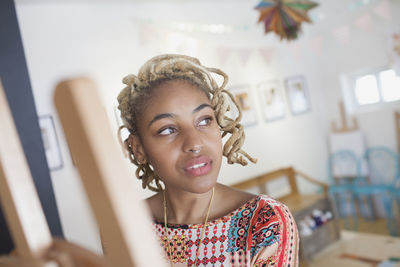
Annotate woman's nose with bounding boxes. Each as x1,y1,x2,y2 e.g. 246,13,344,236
182,128,204,154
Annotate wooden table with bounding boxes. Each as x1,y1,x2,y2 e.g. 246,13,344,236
309,231,400,267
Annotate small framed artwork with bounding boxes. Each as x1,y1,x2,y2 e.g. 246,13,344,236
39,115,63,171
228,85,258,127
285,75,311,115
257,80,286,122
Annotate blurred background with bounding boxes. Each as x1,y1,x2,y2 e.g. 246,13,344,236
1,0,400,265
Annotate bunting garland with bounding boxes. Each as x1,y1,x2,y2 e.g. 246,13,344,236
255,0,318,41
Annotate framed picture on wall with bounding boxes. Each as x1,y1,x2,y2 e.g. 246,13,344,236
228,85,258,127
285,75,311,115
257,80,286,122
38,115,63,171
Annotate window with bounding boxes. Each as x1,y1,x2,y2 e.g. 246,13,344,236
354,74,379,105
354,68,400,105
379,69,400,102
341,67,400,114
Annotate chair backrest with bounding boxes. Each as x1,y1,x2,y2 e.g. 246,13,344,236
364,146,399,186
328,149,361,185
328,131,368,176
231,167,299,198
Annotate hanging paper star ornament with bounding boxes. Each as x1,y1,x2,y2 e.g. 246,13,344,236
255,0,319,41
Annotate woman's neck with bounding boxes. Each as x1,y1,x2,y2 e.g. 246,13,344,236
163,186,215,225
146,183,255,225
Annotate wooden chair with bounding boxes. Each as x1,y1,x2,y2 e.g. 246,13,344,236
0,78,166,266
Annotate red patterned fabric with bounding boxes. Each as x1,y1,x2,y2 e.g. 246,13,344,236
153,195,299,266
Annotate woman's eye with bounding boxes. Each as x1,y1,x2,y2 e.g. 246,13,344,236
158,127,176,135
198,116,213,126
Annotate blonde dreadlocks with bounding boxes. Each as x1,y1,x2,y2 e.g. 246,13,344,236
117,54,256,192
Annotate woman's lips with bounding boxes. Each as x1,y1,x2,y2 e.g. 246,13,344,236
183,156,212,176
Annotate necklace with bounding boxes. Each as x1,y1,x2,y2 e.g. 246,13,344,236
163,187,215,267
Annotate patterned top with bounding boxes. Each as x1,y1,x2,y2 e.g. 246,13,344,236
153,195,299,266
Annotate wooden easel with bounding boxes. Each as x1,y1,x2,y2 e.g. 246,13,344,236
329,101,379,221
0,78,109,266
54,78,166,267
0,78,166,266
0,79,52,266
330,101,358,133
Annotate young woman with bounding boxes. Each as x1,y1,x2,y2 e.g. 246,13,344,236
117,54,298,266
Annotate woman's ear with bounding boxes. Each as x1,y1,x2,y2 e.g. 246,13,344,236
128,134,147,164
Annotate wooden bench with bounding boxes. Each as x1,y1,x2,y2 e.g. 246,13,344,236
231,167,340,263
231,167,328,213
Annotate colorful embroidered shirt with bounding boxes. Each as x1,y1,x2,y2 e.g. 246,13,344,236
153,195,299,266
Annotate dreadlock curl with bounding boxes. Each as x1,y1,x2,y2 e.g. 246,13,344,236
117,54,256,192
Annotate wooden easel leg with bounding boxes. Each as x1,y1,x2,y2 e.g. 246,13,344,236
54,78,167,267
0,79,52,266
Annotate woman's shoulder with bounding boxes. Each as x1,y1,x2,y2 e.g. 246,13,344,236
228,191,296,234
246,194,295,223
230,193,285,219
254,194,290,211
213,184,292,219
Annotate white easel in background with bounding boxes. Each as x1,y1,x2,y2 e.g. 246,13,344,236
329,101,367,177
0,78,166,267
329,101,375,219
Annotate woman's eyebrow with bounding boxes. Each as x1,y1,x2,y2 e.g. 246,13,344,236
193,103,212,113
148,103,212,128
148,113,175,128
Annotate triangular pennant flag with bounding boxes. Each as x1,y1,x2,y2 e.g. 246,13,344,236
138,24,155,46
258,47,274,66
373,0,392,20
216,46,232,66
309,36,322,56
237,48,253,66
288,42,303,61
333,25,351,44
354,13,372,32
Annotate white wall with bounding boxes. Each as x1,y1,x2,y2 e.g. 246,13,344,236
14,0,400,252
314,0,400,149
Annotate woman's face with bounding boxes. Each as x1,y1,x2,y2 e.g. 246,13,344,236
132,80,223,194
